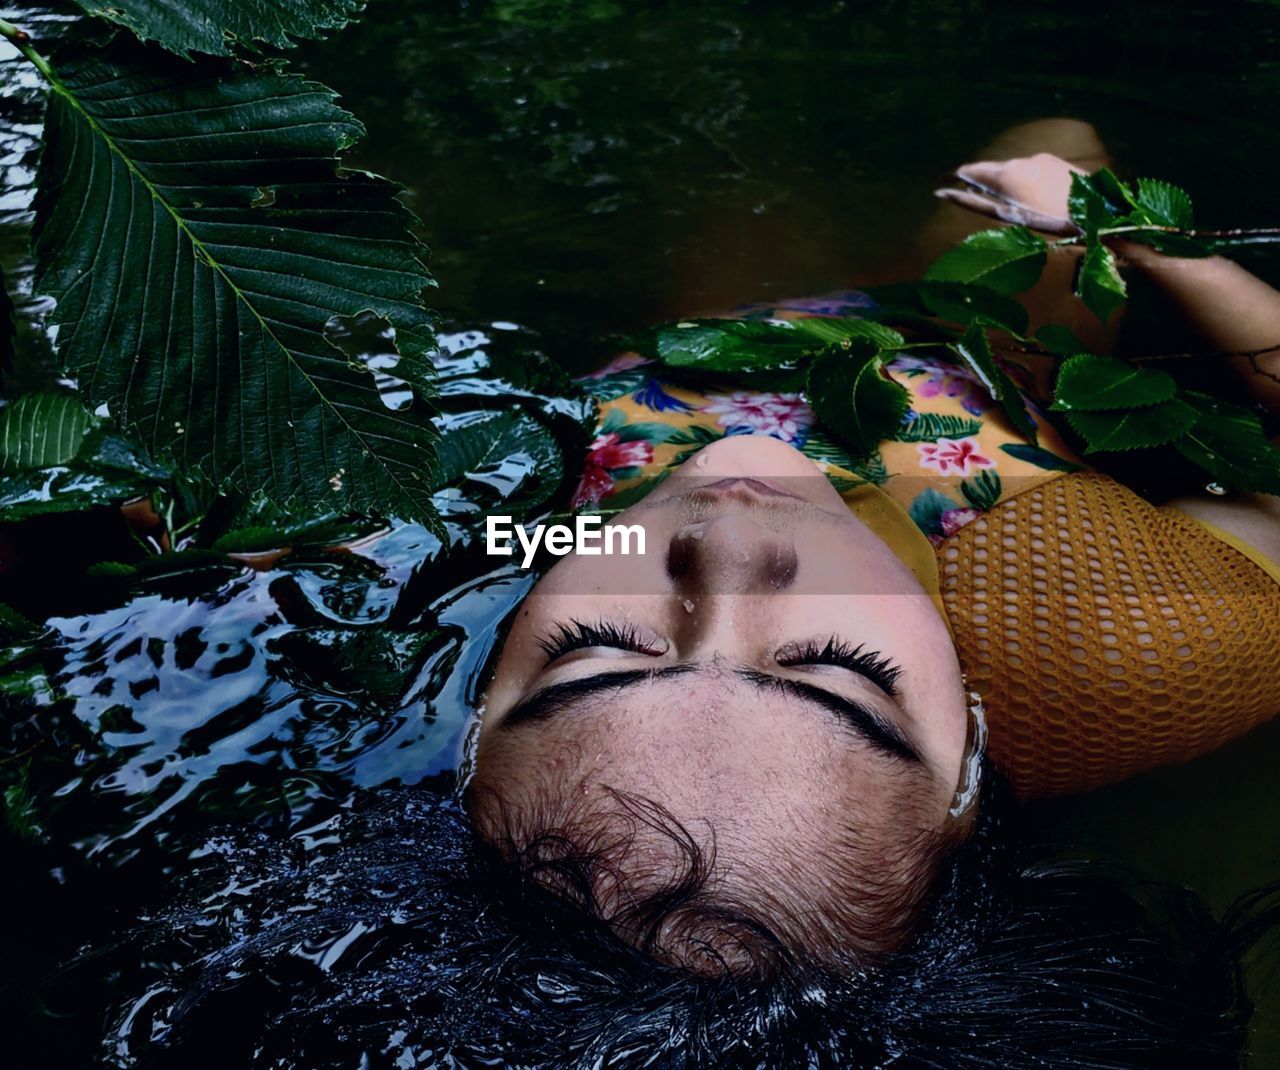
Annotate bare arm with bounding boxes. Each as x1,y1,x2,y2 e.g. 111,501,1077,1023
936,153,1280,569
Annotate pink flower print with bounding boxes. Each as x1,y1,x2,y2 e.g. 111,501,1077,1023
916,436,995,476
889,354,993,416
571,432,655,507
700,392,813,443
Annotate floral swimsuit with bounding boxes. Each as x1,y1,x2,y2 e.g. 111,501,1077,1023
575,290,1082,545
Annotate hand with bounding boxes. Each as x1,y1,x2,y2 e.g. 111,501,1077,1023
934,152,1086,236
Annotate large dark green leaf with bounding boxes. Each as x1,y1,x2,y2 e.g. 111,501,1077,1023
1173,392,1280,494
923,226,1047,295
0,264,14,378
1051,354,1176,412
1066,398,1198,452
67,0,366,58
947,323,1036,441
805,342,909,460
33,40,439,524
0,392,90,471
915,282,1029,337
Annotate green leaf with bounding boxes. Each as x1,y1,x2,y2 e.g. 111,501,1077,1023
0,392,90,471
998,442,1081,472
1051,354,1177,412
636,319,819,372
805,342,909,460
916,282,1029,337
960,468,1002,511
1034,324,1087,357
788,317,906,351
1077,242,1127,323
947,323,1037,441
1135,178,1193,229
924,226,1048,296
33,40,439,525
67,0,366,59
1068,169,1136,236
1066,398,1199,452
1173,392,1280,494
890,412,983,443
908,487,962,537
433,409,563,511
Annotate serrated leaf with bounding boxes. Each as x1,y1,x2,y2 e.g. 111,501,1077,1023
788,317,906,350
635,319,819,373
0,392,90,471
1068,169,1137,237
805,342,909,460
1051,354,1176,412
68,0,366,59
1135,178,1193,229
1066,398,1198,452
948,323,1036,441
916,282,1029,337
1077,242,1127,323
1173,391,1280,494
33,40,439,525
924,226,1047,296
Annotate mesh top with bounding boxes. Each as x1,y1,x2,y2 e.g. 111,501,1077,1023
938,472,1280,798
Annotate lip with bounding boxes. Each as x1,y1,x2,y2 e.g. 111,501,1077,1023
690,476,806,501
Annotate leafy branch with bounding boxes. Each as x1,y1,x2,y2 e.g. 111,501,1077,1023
632,168,1280,494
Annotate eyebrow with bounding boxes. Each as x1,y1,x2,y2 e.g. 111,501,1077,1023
500,663,922,765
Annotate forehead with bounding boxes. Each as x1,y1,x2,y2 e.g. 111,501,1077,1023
478,670,947,821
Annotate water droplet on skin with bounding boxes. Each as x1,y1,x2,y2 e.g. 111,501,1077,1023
682,599,695,614
690,529,703,540
694,453,708,468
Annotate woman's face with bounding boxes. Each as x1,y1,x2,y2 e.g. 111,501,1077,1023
472,436,970,958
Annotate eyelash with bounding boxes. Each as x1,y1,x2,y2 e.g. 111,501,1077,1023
537,619,651,661
777,637,902,695
538,621,900,694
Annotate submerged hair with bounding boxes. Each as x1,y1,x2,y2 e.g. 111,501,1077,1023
98,778,1276,1070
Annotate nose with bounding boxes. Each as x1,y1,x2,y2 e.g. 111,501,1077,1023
665,514,799,595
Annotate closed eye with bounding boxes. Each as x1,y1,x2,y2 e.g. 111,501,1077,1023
536,619,666,664
775,637,902,698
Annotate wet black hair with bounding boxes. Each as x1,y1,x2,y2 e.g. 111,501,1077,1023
105,775,1273,1070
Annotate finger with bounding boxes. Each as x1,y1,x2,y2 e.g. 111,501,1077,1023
934,188,1079,236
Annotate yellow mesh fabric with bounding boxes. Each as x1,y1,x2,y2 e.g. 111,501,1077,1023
938,472,1280,798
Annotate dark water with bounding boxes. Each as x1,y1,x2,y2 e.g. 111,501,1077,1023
2,0,1280,1064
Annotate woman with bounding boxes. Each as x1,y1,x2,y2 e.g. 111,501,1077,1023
468,120,1280,975
118,123,1280,1069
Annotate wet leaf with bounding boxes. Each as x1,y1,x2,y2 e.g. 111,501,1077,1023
1173,392,1280,494
0,392,90,471
33,39,439,525
1136,177,1194,229
1051,354,1177,411
1066,398,1198,452
1034,324,1087,357
432,409,563,512
924,226,1047,295
805,342,909,460
998,443,1081,471
1077,242,1127,323
635,319,818,372
67,0,366,58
